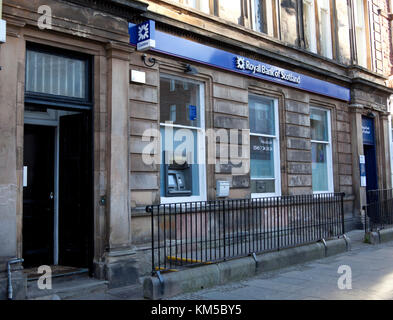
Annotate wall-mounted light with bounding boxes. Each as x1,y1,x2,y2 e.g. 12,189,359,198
142,54,156,68
184,64,198,75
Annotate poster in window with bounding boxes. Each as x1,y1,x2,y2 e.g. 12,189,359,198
251,136,273,160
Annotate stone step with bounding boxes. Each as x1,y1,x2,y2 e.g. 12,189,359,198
27,274,108,300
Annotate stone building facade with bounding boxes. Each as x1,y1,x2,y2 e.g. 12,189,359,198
1,0,393,299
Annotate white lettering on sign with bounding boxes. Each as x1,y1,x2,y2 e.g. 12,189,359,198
137,21,156,51
362,126,371,135
235,56,301,84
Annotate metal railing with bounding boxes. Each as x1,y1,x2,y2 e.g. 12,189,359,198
365,189,393,232
146,193,345,274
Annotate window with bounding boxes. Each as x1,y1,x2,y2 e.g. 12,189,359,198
159,75,206,203
279,0,298,45
335,0,351,64
317,0,333,59
303,0,317,53
217,0,243,25
353,0,368,68
310,107,333,193
26,48,89,100
173,0,210,14
252,0,277,37
249,95,280,197
301,0,333,58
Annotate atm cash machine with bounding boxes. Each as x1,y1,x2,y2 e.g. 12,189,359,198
165,154,192,197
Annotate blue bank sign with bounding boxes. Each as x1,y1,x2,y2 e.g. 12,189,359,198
362,117,375,145
235,56,301,84
136,20,156,51
129,20,350,102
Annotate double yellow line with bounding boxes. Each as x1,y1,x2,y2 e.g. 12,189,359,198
166,256,213,265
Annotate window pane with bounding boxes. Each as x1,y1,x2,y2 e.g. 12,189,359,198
310,108,328,141
178,0,210,14
160,127,200,197
218,0,242,25
312,143,329,191
254,0,274,36
251,179,275,194
335,0,351,64
250,136,275,179
160,76,201,128
26,50,87,99
280,0,298,46
317,0,332,59
303,0,317,53
249,96,275,135
354,0,367,67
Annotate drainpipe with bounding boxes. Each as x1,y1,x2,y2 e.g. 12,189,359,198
7,259,24,300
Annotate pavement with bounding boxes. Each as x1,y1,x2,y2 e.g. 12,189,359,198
72,229,393,300
170,230,393,300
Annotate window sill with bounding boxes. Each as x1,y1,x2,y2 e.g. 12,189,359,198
160,195,207,205
251,192,281,198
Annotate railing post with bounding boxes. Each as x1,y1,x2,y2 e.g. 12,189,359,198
146,205,154,275
317,194,323,239
341,193,345,235
364,204,367,233
277,197,280,251
223,200,226,260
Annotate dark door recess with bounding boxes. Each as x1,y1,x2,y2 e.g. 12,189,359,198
23,125,55,268
59,113,93,268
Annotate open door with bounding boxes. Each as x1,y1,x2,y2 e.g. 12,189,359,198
23,125,55,268
59,113,93,269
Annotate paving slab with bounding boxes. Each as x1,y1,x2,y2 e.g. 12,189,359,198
170,230,393,300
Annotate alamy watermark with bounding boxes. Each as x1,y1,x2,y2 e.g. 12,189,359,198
37,265,52,290
38,5,52,30
141,125,251,174
337,265,352,290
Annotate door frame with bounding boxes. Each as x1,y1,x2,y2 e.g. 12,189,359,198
24,107,93,268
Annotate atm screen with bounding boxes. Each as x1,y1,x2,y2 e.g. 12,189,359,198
168,174,177,188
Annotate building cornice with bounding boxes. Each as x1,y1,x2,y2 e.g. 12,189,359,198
142,0,389,91
63,0,148,19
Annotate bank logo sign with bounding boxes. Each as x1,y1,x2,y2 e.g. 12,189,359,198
235,56,301,84
137,20,156,51
129,21,350,101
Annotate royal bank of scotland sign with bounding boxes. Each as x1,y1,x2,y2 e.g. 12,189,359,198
129,20,350,101
137,20,156,51
235,56,301,85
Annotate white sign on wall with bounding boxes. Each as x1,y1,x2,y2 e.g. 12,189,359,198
23,166,28,187
0,19,6,43
359,155,367,187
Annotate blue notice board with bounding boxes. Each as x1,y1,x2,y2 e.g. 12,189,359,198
362,117,375,145
189,105,197,121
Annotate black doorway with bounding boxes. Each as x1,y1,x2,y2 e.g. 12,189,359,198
59,113,93,268
23,110,93,270
23,125,55,268
364,144,378,193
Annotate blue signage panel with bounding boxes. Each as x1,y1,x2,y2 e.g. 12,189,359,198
129,22,350,102
189,105,197,121
362,117,375,145
136,20,156,51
